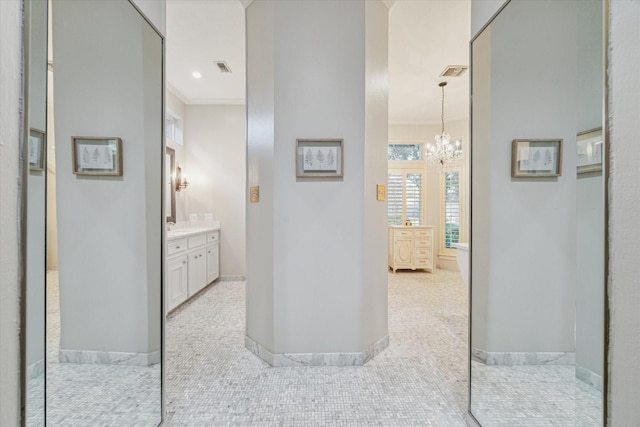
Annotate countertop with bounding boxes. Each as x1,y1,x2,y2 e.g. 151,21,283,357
167,222,220,241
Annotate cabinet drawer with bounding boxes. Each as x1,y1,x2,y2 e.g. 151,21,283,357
395,229,413,238
188,234,207,249
414,257,432,268
168,238,187,255
207,231,219,245
414,238,431,248
414,248,431,258
415,229,432,238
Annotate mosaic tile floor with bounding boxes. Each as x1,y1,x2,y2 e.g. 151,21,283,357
32,268,603,426
29,271,162,427
165,270,470,426
471,361,602,426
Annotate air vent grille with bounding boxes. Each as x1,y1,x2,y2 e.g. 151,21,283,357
214,61,232,73
439,65,468,77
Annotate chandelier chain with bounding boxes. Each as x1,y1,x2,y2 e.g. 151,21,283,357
441,84,445,135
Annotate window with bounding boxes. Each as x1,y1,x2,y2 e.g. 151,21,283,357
443,171,460,249
388,144,421,161
165,113,183,145
388,169,424,226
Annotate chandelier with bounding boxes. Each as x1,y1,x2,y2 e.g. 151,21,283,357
425,81,462,169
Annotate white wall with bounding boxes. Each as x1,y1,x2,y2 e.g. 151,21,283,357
26,0,48,369
575,0,604,381
185,104,246,277
389,118,470,270
246,0,275,352
608,0,640,423
0,0,24,423
472,0,578,353
471,0,506,38
246,0,388,355
53,0,161,356
131,0,165,36
362,0,389,350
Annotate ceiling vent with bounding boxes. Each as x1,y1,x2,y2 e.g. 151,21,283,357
439,65,468,77
214,61,232,73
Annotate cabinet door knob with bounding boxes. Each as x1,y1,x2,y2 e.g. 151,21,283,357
176,246,180,249
183,261,186,264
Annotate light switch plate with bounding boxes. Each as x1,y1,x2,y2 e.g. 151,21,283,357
204,213,214,221
250,186,259,203
189,213,198,222
377,184,386,201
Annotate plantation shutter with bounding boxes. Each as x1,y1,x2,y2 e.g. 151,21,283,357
387,173,403,225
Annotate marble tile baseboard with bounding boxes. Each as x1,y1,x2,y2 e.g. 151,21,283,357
219,275,246,282
472,347,575,366
26,358,45,380
466,413,482,427
59,349,161,366
245,335,389,367
576,365,603,391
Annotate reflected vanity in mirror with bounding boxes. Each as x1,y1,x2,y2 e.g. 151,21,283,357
29,0,165,425
469,0,605,425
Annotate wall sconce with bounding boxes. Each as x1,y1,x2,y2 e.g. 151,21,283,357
175,165,189,192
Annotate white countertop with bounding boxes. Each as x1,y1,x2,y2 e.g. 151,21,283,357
167,221,220,241
388,225,435,228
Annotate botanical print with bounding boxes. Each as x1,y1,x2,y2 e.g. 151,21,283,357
29,135,41,166
303,146,337,171
518,146,555,172
79,143,114,170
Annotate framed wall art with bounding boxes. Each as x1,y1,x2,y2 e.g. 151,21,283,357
29,128,46,171
511,139,562,178
577,128,603,174
72,136,123,176
296,138,343,178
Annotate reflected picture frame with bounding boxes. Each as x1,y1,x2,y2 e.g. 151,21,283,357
511,139,563,178
296,138,344,178
29,128,46,171
577,128,603,174
72,136,123,176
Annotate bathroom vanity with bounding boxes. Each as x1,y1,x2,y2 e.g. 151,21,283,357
166,225,220,313
388,225,434,273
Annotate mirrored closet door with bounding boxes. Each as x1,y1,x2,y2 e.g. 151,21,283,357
469,0,605,425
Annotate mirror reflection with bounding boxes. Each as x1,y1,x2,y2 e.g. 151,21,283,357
25,0,48,424
44,0,163,424
470,0,604,425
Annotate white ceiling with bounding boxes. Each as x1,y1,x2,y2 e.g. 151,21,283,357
166,0,470,124
389,0,470,125
166,0,246,104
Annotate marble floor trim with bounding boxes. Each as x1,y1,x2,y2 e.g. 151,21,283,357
245,334,390,367
58,349,161,366
472,347,575,366
576,364,603,391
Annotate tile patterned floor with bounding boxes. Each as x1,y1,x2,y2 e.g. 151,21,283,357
471,361,602,426
165,269,469,426
33,268,603,426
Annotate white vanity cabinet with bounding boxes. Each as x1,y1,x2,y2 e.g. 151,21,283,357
388,226,434,273
166,254,188,312
166,228,220,313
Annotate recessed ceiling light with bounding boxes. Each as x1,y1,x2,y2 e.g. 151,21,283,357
192,71,202,79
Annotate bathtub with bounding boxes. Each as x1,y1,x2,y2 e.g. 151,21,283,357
453,242,469,288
